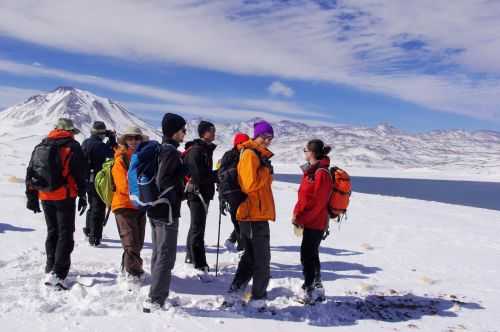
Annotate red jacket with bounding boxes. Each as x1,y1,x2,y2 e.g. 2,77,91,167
293,158,333,231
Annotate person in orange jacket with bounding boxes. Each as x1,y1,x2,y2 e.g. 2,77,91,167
111,126,148,285
25,118,87,290
227,120,276,309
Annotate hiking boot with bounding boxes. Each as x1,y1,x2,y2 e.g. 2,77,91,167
142,298,162,313
196,266,213,283
247,298,267,311
312,282,326,302
224,238,237,252
44,272,69,290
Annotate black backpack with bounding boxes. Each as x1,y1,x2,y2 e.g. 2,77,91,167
218,148,247,211
26,139,70,192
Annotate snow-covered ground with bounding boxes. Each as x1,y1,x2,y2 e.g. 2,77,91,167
1,176,499,332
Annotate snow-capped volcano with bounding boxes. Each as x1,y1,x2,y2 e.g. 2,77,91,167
0,86,159,139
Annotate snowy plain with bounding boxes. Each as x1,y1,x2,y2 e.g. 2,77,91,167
0,176,499,332
0,87,499,331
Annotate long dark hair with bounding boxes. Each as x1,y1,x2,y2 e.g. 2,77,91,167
307,139,332,160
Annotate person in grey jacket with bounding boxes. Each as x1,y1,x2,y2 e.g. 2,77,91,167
143,113,187,313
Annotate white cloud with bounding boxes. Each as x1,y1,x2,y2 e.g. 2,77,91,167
0,59,326,121
0,0,499,121
268,81,294,98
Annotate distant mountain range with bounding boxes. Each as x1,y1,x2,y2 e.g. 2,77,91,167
1,87,499,175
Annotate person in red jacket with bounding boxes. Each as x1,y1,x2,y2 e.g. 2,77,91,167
293,139,333,303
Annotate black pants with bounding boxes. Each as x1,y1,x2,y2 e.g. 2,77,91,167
301,228,324,289
186,198,209,269
227,207,244,250
85,185,106,243
42,198,76,279
232,221,270,300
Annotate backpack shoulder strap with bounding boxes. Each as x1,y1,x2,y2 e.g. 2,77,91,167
121,153,130,170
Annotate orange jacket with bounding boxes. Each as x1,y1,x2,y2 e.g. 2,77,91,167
39,129,84,201
236,140,276,222
111,146,136,212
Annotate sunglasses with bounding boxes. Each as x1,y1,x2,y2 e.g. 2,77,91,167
182,128,187,134
126,135,143,141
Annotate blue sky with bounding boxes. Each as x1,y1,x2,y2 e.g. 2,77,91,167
1,0,500,132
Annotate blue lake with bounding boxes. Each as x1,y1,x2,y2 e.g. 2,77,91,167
274,174,500,212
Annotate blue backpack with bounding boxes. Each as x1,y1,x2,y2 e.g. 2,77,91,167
128,141,175,221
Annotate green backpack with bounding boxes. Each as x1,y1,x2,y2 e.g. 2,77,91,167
94,158,116,207
94,155,129,207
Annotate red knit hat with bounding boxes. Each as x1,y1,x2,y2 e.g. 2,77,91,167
233,132,250,147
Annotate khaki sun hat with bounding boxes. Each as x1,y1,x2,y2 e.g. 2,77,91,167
118,126,149,145
55,118,80,134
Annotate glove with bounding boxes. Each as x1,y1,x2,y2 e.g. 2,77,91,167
261,158,274,175
219,200,229,216
26,191,41,214
78,195,88,216
185,182,199,194
293,223,303,237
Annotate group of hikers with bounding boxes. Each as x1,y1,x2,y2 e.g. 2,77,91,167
24,112,350,312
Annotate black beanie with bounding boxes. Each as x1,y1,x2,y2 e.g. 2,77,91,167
198,120,215,137
162,113,186,138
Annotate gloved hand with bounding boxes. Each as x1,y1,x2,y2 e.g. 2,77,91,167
219,200,229,216
261,158,274,175
185,182,199,194
293,223,303,237
26,190,41,214
78,195,88,216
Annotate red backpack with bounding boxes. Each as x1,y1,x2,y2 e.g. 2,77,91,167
320,166,352,220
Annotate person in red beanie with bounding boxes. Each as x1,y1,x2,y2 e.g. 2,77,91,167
217,132,250,251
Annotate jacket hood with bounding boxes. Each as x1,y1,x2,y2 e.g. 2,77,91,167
238,139,273,159
302,157,331,176
47,129,75,140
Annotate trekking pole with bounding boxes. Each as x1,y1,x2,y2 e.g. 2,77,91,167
215,206,222,277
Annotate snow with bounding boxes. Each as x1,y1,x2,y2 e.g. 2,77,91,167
1,178,499,332
1,87,500,331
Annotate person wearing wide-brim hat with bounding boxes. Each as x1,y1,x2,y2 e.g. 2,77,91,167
81,121,118,246
118,126,149,146
112,125,149,283
25,117,87,290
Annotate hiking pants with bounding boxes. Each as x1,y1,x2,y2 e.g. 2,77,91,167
301,228,324,288
85,185,106,243
186,197,209,269
42,198,76,279
228,207,244,250
149,218,179,306
232,221,271,300
115,208,146,276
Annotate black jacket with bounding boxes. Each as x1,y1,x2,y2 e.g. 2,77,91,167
82,134,116,179
147,138,186,221
184,139,217,202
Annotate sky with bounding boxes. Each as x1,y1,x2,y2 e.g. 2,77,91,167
0,0,500,132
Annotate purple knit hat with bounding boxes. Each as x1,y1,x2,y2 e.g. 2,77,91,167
253,120,274,139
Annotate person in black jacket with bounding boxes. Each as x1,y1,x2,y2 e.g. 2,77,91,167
143,113,187,313
184,121,218,275
81,121,117,246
